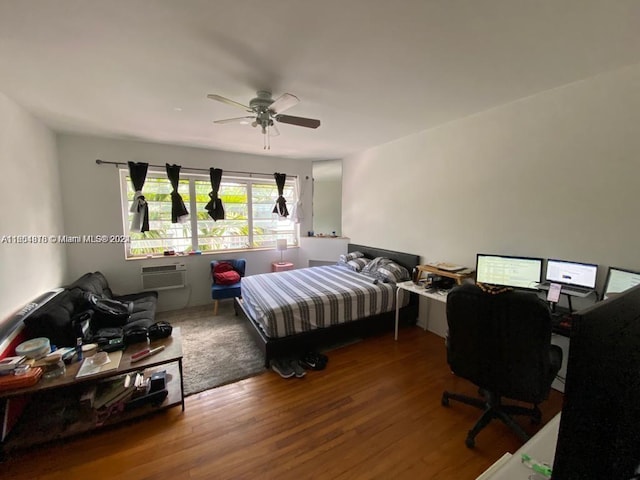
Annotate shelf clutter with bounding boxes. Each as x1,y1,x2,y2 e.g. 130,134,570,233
90,369,168,426
0,329,184,452
0,364,43,391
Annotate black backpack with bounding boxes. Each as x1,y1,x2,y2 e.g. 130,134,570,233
84,292,132,329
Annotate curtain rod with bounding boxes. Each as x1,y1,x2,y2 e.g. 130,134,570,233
95,159,308,179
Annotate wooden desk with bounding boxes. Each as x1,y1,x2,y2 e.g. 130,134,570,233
416,264,475,285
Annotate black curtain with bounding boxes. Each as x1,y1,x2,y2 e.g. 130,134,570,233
128,161,149,232
165,164,189,223
205,168,225,221
272,172,289,217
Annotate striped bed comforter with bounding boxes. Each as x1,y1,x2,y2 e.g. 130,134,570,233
241,265,406,339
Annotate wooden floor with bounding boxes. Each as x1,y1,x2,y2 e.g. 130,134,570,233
3,326,563,480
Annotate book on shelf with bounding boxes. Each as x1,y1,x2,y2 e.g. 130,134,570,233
94,373,135,410
79,385,97,409
0,356,26,373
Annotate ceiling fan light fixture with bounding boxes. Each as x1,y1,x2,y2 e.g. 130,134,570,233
208,90,321,145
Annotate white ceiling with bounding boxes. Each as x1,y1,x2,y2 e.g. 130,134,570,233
1,0,639,161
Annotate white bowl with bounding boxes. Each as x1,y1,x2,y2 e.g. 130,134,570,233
15,337,51,359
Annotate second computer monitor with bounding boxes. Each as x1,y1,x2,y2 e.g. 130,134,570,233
602,266,640,300
545,259,598,289
475,254,543,290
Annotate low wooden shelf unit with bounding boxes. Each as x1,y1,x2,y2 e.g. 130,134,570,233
0,328,184,452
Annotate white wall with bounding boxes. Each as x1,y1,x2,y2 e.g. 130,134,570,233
0,93,66,328
342,63,640,336
57,134,313,311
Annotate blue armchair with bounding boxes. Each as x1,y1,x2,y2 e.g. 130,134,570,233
210,259,246,315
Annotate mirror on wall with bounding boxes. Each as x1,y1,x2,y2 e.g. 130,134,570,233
312,159,342,236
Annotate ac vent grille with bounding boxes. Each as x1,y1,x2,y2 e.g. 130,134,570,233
141,263,186,290
141,264,186,274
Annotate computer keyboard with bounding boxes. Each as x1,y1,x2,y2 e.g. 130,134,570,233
537,283,594,298
560,286,592,296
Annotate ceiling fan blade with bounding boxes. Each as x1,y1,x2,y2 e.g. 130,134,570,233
269,93,299,114
276,114,321,129
213,116,254,125
207,94,252,112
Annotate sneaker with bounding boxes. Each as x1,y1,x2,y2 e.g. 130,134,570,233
271,358,295,379
300,352,328,371
299,352,317,369
290,360,306,378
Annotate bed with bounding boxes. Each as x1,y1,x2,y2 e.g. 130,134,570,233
235,243,420,367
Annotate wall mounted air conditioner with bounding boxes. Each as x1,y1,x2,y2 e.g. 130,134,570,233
140,263,187,291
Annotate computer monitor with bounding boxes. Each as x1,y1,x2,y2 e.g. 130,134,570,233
602,266,640,301
545,258,598,289
552,283,640,479
475,254,543,290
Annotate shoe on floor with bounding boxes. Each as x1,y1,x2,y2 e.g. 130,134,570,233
290,360,306,378
271,358,295,378
300,351,328,371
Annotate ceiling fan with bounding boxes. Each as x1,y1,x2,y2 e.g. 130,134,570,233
207,90,321,149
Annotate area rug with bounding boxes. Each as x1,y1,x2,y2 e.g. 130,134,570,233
156,301,266,396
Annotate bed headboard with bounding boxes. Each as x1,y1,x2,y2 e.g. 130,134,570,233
348,244,421,272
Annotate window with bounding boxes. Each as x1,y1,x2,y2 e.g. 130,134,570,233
119,169,298,258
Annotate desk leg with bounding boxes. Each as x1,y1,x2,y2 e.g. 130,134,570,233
395,287,400,341
423,297,429,331
179,358,185,412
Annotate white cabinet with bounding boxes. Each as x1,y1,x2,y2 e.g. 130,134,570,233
299,236,349,267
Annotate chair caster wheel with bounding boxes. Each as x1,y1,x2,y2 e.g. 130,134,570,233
465,436,475,448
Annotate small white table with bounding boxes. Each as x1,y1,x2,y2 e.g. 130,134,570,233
394,280,449,340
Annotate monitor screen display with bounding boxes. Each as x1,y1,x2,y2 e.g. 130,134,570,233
553,283,640,479
545,259,598,289
603,266,640,300
475,254,543,290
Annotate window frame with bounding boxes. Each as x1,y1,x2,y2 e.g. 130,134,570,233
119,168,299,259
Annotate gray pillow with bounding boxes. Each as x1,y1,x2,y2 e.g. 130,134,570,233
373,262,411,283
337,256,371,272
339,251,365,262
362,257,410,283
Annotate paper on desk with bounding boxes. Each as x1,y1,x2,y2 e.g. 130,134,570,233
426,262,466,272
75,351,122,379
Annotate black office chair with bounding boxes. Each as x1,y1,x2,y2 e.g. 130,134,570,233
442,283,562,448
